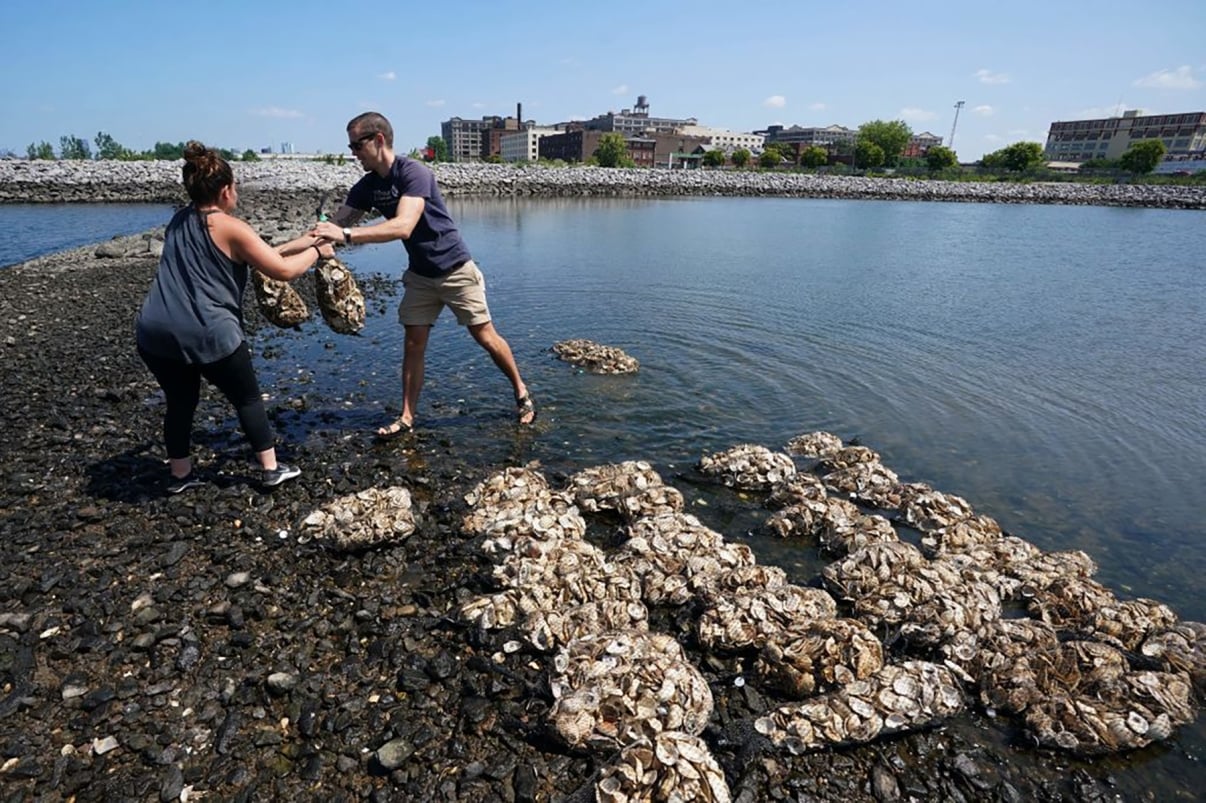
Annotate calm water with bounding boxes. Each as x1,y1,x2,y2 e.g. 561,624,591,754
266,197,1206,614
12,197,1206,789
0,203,174,268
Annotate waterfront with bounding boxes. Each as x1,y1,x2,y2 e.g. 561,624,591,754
0,194,1202,799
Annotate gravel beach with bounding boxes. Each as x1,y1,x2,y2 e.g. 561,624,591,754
1,167,1201,801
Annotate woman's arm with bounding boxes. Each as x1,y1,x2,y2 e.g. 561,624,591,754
226,218,334,281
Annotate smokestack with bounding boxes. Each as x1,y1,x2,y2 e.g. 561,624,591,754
517,102,522,123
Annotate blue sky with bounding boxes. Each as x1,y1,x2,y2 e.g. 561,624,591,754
2,0,1203,161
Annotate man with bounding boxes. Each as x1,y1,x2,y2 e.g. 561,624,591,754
311,112,535,437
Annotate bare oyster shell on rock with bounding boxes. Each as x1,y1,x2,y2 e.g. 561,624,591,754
552,338,640,374
313,256,365,334
299,486,415,551
250,270,309,327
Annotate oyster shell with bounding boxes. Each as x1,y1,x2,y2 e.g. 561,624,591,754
314,255,365,334
755,661,964,752
755,618,885,698
696,584,837,652
784,431,844,458
299,486,415,551
250,270,309,327
552,338,640,374
550,632,712,749
595,732,730,803
697,444,796,491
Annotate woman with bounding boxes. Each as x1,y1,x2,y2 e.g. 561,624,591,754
136,141,333,493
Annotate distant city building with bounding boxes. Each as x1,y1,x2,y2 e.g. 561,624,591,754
677,125,764,152
500,127,557,162
537,128,710,167
1044,109,1206,162
280,141,295,155
903,131,943,158
759,124,857,153
441,104,532,162
578,95,697,136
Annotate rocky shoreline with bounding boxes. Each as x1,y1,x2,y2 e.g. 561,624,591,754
0,189,1202,801
2,158,1205,209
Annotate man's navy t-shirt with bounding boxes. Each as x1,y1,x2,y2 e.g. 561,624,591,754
345,157,472,277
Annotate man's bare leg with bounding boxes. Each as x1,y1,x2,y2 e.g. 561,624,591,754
468,321,533,423
378,324,430,436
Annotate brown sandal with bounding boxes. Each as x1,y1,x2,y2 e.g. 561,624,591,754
516,394,536,425
374,418,413,441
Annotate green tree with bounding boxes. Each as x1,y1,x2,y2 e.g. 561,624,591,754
94,131,132,160
1119,139,1166,174
27,141,56,160
983,141,1045,171
59,135,91,160
426,135,449,162
594,132,634,168
759,145,783,168
241,149,260,162
702,148,726,168
856,119,912,166
153,141,185,160
799,145,828,168
731,148,751,168
925,145,958,171
854,140,885,169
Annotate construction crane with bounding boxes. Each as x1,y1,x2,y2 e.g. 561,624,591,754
949,100,966,150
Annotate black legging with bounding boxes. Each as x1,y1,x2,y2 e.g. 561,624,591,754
138,342,274,459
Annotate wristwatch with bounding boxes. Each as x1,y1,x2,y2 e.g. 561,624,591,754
342,227,352,245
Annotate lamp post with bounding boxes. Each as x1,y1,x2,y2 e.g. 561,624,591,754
949,100,966,151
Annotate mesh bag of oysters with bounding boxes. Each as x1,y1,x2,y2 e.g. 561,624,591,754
552,339,640,374
299,486,416,551
251,270,309,328
250,256,365,334
314,255,365,334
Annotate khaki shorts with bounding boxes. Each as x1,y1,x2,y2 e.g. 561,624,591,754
397,260,492,327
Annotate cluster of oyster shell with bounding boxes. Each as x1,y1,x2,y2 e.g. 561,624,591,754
299,486,415,551
760,431,1201,753
447,428,1200,799
251,270,309,328
697,444,796,491
250,257,364,334
552,338,640,374
314,256,365,334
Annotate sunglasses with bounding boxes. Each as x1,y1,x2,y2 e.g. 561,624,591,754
348,133,376,152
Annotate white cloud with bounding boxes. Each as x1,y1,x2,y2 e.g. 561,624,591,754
808,102,826,111
1133,65,1201,89
378,71,396,81
425,99,446,108
1007,129,1029,136
611,84,629,95
763,95,786,109
973,105,994,116
251,107,303,119
900,107,937,121
984,133,1003,142
974,68,1010,85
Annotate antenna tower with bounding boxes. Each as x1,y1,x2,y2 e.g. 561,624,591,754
949,100,966,150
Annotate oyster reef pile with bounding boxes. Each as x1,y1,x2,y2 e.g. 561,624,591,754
452,438,1201,800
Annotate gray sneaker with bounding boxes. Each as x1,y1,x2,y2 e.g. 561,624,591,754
262,463,301,487
166,473,205,495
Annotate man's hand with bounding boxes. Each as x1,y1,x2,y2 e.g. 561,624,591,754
309,220,345,243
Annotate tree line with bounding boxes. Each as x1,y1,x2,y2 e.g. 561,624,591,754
586,119,1172,175
24,132,262,163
